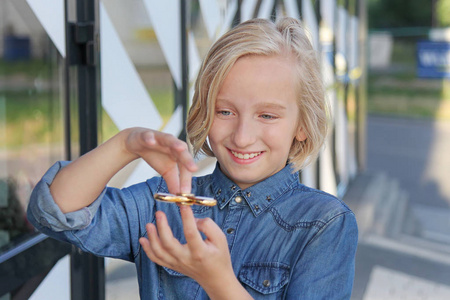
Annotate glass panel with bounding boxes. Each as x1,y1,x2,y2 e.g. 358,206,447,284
0,0,65,253
100,0,176,142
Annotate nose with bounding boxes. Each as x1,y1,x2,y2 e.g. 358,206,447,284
231,116,257,148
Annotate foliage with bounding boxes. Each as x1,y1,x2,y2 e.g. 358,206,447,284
0,59,47,78
368,0,432,28
437,0,450,27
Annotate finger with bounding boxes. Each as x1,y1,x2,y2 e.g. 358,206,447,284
155,211,183,255
196,218,227,246
141,130,156,146
152,131,185,152
139,236,154,259
179,164,192,194
161,167,181,195
169,144,197,173
179,205,204,251
140,224,163,263
142,130,197,172
153,132,197,172
175,146,198,173
140,130,179,156
141,223,178,268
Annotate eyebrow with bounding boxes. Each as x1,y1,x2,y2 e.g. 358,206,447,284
216,99,287,111
256,102,287,111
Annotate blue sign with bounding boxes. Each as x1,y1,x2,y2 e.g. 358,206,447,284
417,41,450,78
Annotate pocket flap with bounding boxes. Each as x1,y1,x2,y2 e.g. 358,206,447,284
238,262,290,295
162,266,185,277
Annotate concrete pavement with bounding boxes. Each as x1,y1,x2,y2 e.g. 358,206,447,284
345,116,450,300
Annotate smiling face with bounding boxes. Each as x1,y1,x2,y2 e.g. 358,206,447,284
208,54,307,189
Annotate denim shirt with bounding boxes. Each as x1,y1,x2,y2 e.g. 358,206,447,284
27,161,358,299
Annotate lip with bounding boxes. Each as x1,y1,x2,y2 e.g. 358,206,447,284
228,148,263,164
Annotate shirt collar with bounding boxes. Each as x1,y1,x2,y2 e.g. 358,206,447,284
210,163,299,217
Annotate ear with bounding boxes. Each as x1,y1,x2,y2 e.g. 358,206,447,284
295,128,307,142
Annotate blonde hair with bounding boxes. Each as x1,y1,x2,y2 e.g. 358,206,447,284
187,17,328,171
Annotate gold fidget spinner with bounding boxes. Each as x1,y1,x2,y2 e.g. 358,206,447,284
154,193,217,206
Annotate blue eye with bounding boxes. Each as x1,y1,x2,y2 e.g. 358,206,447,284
261,114,275,120
218,110,232,116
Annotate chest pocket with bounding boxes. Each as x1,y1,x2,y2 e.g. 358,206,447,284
163,266,185,277
238,262,290,295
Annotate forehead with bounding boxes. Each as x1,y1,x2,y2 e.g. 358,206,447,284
216,54,299,107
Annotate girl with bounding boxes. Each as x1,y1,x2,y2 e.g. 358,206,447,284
28,18,358,299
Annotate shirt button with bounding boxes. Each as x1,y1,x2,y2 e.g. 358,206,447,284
226,228,235,234
263,280,271,287
235,196,243,203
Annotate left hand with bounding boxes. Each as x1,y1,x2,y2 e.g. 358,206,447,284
139,205,234,288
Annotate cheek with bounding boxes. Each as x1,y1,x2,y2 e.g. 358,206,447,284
274,123,299,151
207,122,222,148
263,126,294,148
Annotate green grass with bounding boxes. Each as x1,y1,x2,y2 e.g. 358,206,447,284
0,59,48,78
368,40,450,120
1,90,63,148
2,87,176,148
390,40,417,64
368,74,450,119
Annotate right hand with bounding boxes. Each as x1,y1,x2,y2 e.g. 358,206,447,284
124,128,198,194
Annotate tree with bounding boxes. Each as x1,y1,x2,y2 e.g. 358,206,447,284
436,0,450,27
368,0,432,29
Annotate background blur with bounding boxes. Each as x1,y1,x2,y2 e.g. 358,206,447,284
0,0,449,299
349,0,450,299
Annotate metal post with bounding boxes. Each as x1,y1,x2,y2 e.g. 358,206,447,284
177,0,189,141
64,0,71,161
68,0,104,299
270,0,279,21
356,0,367,172
315,0,322,189
233,0,242,27
332,0,340,186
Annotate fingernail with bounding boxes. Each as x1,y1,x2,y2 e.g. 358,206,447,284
180,187,191,194
179,204,189,211
144,132,155,144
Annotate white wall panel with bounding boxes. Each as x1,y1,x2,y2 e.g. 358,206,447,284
142,0,182,89
258,0,275,19
26,0,65,57
199,0,221,40
302,0,319,50
100,3,163,131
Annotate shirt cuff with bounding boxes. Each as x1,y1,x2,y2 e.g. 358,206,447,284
28,161,105,232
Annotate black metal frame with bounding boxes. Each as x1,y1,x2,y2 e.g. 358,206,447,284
177,0,190,141
0,0,76,297
66,0,104,299
0,0,103,299
0,235,71,298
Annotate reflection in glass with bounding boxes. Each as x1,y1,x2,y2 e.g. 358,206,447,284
0,0,64,252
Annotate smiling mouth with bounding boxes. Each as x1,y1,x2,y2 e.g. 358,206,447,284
231,150,262,160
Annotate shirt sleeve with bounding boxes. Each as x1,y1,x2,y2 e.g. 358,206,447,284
285,211,358,299
26,161,158,261
27,161,104,232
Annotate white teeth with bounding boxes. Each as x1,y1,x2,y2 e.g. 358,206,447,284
231,151,261,159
